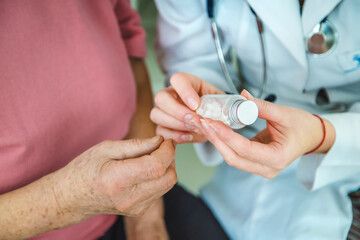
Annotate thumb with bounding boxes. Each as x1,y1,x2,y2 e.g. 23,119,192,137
104,136,164,160
241,89,282,123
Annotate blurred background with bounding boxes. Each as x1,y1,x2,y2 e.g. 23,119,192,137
132,0,218,194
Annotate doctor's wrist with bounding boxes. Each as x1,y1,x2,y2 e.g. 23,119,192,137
312,118,335,154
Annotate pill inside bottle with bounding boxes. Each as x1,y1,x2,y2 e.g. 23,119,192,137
196,94,258,129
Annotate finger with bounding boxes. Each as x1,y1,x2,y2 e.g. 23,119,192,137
241,89,283,123
149,139,175,169
127,163,177,216
202,119,274,164
154,88,195,122
156,125,207,143
103,136,164,160
120,139,175,183
198,119,267,175
150,107,191,132
170,72,223,111
139,162,177,199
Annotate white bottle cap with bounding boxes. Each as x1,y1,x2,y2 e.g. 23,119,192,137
236,100,258,125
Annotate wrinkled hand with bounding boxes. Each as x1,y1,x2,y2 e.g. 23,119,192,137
151,73,223,143
191,90,336,178
53,136,177,218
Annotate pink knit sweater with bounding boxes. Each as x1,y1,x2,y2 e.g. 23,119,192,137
0,0,146,239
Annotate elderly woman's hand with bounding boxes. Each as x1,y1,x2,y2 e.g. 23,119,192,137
53,136,177,217
190,90,336,179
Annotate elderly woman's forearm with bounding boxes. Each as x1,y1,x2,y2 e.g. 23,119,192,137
0,171,86,240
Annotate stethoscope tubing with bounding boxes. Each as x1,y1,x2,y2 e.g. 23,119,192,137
207,0,267,97
210,19,239,94
206,0,339,100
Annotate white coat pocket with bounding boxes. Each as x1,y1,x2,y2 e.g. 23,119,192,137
337,49,360,82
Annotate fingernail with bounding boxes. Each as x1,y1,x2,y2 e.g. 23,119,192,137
200,119,209,131
180,134,193,141
151,136,162,143
242,89,250,94
185,123,195,130
193,129,201,135
184,114,193,122
187,98,198,110
241,89,253,99
208,123,219,133
190,120,201,129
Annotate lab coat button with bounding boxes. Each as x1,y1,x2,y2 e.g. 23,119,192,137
264,94,276,102
316,88,330,105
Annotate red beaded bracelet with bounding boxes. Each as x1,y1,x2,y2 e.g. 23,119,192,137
305,114,326,155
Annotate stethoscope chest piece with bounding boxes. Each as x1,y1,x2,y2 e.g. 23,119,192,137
306,19,338,56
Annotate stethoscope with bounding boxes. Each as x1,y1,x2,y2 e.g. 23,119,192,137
206,0,338,99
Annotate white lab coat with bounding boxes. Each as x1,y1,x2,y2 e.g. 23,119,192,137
155,0,360,239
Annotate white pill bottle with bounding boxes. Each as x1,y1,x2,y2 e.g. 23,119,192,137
196,94,258,129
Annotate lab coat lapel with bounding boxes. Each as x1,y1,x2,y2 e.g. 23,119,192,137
302,0,343,35
246,0,307,68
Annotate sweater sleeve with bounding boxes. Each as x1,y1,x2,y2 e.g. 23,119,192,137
114,0,146,58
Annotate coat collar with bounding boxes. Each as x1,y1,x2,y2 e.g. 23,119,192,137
247,0,307,68
302,0,343,35
246,0,343,69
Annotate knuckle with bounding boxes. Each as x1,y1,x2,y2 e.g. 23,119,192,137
272,158,286,171
148,161,166,179
120,202,132,213
168,146,176,159
155,126,165,136
173,133,183,143
149,108,158,123
167,169,178,186
95,140,113,155
99,140,112,148
262,170,278,179
225,157,237,168
97,175,125,199
130,207,146,218
222,134,232,142
154,90,167,106
114,190,145,216
170,133,182,143
259,100,270,112
117,201,134,215
159,168,177,190
218,128,232,142
243,140,252,151
127,138,143,148
156,127,177,142
170,72,183,86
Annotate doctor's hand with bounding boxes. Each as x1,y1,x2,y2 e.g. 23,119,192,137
192,90,336,179
151,73,223,143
